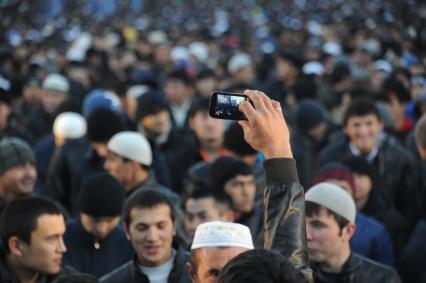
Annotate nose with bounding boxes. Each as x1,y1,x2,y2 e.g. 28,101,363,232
146,227,159,242
306,224,313,241
24,163,37,178
57,237,67,253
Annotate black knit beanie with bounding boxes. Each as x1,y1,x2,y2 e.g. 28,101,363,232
86,108,125,143
79,173,125,217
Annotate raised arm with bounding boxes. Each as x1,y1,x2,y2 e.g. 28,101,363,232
238,90,312,282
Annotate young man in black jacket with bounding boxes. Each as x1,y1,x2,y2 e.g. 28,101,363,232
0,196,73,283
100,189,191,283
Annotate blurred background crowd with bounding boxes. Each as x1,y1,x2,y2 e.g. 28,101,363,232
1,0,426,282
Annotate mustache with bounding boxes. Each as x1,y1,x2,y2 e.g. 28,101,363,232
20,175,36,183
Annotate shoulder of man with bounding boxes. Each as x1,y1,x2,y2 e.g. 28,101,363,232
170,246,192,283
99,260,134,283
350,254,401,282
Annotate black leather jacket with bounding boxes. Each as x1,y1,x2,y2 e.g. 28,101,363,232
311,253,401,283
100,245,191,283
0,247,75,283
262,158,313,282
319,133,420,221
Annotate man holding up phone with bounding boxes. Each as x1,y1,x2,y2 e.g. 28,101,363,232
189,90,312,283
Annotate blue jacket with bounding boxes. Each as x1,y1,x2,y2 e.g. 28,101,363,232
63,218,134,278
351,212,395,267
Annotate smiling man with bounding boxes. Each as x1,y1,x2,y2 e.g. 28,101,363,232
0,138,37,214
0,196,71,283
100,189,191,283
319,99,419,222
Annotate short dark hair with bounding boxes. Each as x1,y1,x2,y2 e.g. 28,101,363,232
382,79,411,103
165,69,193,86
415,114,426,150
0,196,63,252
186,184,232,215
52,273,99,283
123,190,175,226
188,96,210,118
305,201,349,232
343,99,381,126
218,248,308,283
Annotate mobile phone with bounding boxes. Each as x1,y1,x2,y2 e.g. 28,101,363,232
209,91,250,120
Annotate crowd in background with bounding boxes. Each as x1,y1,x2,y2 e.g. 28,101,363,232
0,0,426,282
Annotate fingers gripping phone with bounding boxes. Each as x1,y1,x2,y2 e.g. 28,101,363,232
209,91,251,120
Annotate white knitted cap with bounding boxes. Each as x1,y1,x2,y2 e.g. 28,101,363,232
107,131,152,166
302,61,325,76
306,182,356,223
191,221,254,250
53,112,86,139
42,74,69,93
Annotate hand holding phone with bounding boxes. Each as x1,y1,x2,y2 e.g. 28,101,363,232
208,91,250,120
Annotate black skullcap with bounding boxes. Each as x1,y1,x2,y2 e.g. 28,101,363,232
86,108,125,142
136,91,169,121
224,123,257,156
79,173,125,217
209,156,252,192
295,99,325,131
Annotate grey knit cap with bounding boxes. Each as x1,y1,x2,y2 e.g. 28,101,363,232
0,138,35,175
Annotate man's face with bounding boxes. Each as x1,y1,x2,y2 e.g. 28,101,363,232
189,111,224,150
41,90,67,114
234,65,255,85
104,151,131,188
306,208,349,264
164,79,190,106
0,102,11,130
189,247,248,283
185,197,224,240
0,163,37,202
224,175,256,214
80,213,121,239
126,204,175,267
352,173,373,208
19,214,66,275
141,110,172,139
344,114,383,154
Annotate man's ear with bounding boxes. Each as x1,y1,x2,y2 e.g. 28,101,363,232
8,236,24,257
342,223,356,241
187,262,197,281
124,223,131,241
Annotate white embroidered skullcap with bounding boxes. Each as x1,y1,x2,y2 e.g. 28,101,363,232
107,131,152,166
191,221,254,250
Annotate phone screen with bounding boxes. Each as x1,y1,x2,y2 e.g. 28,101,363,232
209,91,248,120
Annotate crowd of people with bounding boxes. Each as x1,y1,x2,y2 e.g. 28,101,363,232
1,0,426,282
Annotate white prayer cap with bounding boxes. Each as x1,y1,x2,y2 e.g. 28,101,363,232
191,221,254,250
107,131,152,166
306,182,356,223
42,74,69,93
188,41,209,63
53,112,87,139
322,41,342,56
126,85,150,99
302,61,325,76
228,53,252,74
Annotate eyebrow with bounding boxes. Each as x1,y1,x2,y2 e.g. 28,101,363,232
208,268,221,277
